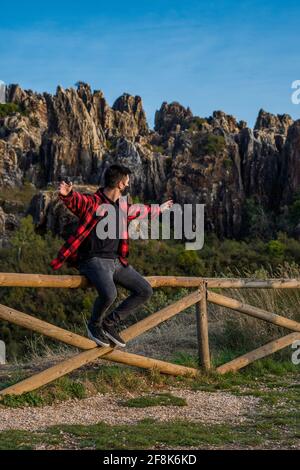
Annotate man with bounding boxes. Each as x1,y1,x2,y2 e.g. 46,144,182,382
50,164,173,348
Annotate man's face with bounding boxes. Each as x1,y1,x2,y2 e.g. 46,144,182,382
118,175,130,194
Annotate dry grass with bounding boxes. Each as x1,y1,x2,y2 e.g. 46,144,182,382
128,263,300,364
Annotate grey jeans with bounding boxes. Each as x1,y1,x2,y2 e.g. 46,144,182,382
78,257,153,326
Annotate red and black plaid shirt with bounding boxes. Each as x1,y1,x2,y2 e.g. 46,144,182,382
50,187,161,271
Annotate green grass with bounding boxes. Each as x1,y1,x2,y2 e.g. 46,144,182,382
121,392,187,408
0,420,261,450
1,392,45,408
1,411,298,450
46,419,263,449
1,356,299,408
0,357,298,450
171,351,200,368
0,376,87,408
0,429,61,450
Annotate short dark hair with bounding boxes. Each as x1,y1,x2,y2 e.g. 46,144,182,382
104,164,132,188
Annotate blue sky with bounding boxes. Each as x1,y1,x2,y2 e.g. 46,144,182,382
1,0,299,128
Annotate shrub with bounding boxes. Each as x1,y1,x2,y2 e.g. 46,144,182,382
202,134,226,155
106,139,117,150
152,145,164,154
188,117,206,132
223,157,233,169
0,103,22,118
288,190,300,225
242,197,274,240
267,240,286,258
191,133,226,157
176,250,205,275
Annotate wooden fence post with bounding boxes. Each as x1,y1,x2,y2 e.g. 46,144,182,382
195,280,211,370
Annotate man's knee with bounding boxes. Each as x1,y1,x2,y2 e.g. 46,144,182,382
141,282,153,300
101,289,118,306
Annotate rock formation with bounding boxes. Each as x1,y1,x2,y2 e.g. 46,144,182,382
0,82,299,244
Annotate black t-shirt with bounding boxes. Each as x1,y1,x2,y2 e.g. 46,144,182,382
77,191,121,262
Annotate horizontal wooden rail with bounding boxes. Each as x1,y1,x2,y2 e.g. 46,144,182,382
2,272,300,288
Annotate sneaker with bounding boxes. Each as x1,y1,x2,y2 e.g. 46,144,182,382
102,321,126,348
87,322,110,347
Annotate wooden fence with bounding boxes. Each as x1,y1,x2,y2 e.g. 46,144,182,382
0,273,300,396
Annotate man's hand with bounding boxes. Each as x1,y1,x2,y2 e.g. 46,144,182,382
160,199,174,213
59,180,73,197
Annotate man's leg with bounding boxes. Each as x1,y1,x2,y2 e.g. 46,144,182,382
104,260,153,325
79,257,118,326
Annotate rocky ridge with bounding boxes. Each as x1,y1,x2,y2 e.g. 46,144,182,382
0,82,299,243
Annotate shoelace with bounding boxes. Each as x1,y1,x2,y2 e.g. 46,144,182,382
104,321,124,334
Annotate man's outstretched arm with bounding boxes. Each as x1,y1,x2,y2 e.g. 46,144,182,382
127,199,174,221
58,181,94,219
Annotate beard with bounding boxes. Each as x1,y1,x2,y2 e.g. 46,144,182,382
121,186,130,195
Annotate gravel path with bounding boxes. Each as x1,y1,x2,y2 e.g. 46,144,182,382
0,388,260,432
